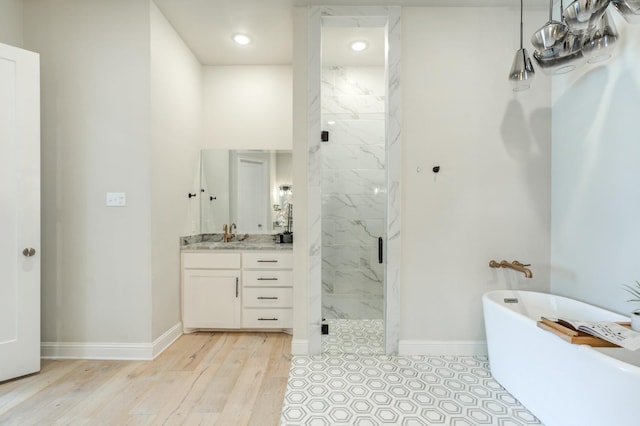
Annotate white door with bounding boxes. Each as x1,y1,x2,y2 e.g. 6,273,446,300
0,43,41,382
236,157,268,233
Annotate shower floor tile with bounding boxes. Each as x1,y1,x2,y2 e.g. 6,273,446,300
281,354,543,426
322,319,384,355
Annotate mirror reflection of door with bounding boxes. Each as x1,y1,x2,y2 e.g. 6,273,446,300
235,154,269,233
200,149,230,234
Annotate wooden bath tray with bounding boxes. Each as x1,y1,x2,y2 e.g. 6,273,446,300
537,317,631,347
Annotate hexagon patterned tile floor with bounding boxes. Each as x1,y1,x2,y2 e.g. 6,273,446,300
322,319,384,355
280,354,543,426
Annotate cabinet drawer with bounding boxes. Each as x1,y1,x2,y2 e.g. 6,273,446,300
183,252,241,269
243,270,293,287
242,252,292,269
242,308,292,328
243,287,292,308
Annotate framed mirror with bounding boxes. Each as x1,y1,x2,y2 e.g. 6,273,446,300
200,149,292,234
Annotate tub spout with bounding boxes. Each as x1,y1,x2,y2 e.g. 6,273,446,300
489,259,533,278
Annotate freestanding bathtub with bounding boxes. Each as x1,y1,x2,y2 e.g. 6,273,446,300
483,290,640,426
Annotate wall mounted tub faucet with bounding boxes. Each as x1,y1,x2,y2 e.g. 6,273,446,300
489,259,533,278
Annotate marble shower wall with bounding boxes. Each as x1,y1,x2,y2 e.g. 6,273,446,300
321,66,385,320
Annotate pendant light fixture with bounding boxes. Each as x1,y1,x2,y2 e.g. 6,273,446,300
509,0,535,91
522,0,638,84
533,0,586,75
564,0,611,33
582,9,619,63
612,0,640,24
531,0,568,51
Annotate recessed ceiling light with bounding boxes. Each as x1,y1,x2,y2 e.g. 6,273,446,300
350,40,368,52
232,33,252,46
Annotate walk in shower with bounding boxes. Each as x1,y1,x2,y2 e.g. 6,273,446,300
320,26,386,355
307,6,401,356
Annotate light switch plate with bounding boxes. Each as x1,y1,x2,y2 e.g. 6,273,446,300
106,192,126,207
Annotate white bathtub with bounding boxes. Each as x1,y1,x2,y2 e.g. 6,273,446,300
482,290,640,426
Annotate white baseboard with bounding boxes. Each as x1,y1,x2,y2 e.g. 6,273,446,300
151,322,183,359
41,322,183,361
290,338,309,355
398,340,487,356
40,341,154,360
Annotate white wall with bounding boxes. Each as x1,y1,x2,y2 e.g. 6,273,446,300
400,7,551,347
24,0,153,344
551,14,640,315
291,6,551,353
150,2,202,340
203,65,292,150
0,0,23,48
11,0,560,354
22,0,204,348
19,0,292,352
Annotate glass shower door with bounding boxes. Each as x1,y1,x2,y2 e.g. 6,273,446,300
320,42,386,354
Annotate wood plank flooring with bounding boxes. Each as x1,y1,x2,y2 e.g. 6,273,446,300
0,331,292,426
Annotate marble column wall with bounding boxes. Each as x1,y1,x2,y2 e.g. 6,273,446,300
321,66,385,320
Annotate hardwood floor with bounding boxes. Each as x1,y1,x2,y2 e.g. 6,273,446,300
0,332,292,425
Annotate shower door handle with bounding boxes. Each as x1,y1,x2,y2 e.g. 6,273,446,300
378,237,383,264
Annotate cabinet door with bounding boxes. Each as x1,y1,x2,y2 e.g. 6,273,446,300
183,269,240,329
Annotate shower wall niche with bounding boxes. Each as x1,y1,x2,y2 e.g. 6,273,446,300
321,66,386,320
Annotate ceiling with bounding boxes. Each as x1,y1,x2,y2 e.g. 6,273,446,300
153,0,547,66
322,27,386,67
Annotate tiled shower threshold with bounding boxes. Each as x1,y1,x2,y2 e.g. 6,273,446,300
322,319,385,355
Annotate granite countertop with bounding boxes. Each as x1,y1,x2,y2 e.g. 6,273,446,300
180,233,292,251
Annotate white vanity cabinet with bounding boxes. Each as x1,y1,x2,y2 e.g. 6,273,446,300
181,250,292,331
242,252,293,329
181,252,241,331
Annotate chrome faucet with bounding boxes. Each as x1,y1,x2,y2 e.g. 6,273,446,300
223,223,237,242
489,260,533,278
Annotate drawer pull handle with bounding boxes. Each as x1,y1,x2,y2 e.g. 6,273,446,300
258,318,278,321
257,277,278,281
257,260,278,263
257,296,278,300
